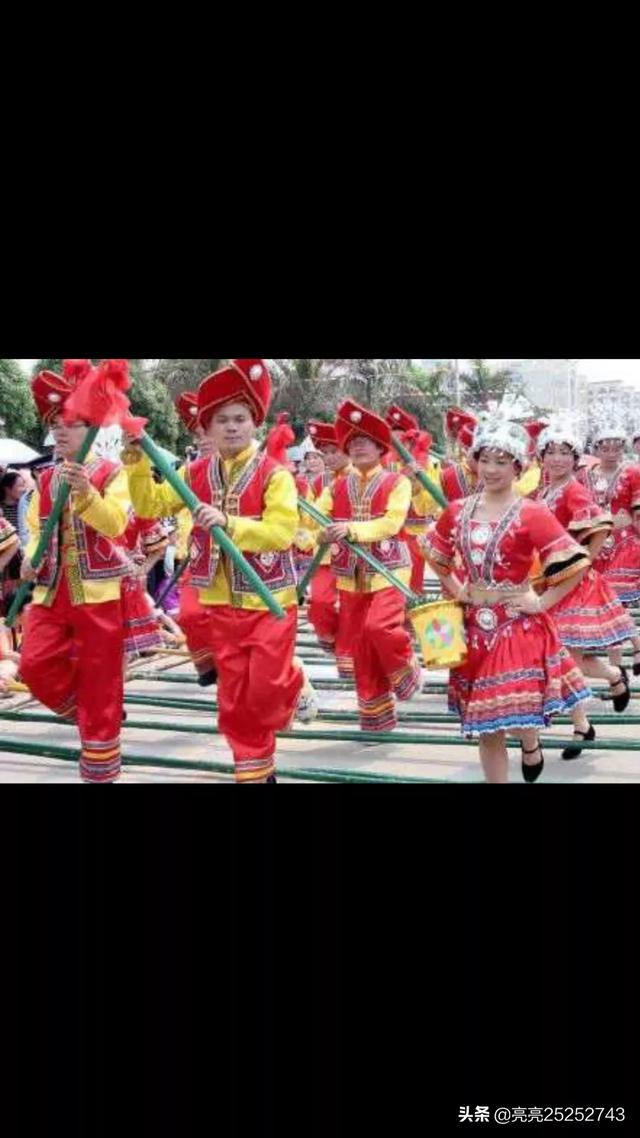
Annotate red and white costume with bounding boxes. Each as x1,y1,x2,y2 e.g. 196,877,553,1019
426,493,591,738
540,477,636,652
580,461,640,604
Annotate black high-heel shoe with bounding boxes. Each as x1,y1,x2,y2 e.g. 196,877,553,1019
522,743,545,783
562,723,595,760
611,666,631,713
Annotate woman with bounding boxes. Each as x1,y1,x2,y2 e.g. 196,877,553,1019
119,515,167,663
538,419,633,759
424,415,592,785
0,470,27,616
580,424,640,674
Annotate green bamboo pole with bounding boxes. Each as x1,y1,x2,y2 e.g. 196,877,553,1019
298,497,420,602
297,544,327,601
0,733,445,784
117,697,640,730
2,713,640,753
6,427,101,628
391,434,447,509
125,671,640,700
138,433,285,620
127,671,359,690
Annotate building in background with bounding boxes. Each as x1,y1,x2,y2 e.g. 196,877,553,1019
495,359,587,413
587,379,640,439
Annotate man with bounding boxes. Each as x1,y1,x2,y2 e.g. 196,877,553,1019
385,404,443,596
314,400,421,733
20,364,130,783
305,419,354,677
123,359,316,784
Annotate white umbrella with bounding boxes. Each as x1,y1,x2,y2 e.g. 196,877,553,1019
0,439,42,466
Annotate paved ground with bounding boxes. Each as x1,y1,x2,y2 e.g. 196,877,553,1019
1,614,639,784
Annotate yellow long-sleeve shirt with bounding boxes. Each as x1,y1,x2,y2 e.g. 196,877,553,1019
314,465,413,594
124,443,299,609
26,463,130,607
406,465,444,535
302,466,355,566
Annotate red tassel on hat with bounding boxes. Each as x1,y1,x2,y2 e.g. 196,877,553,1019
63,359,93,383
266,413,296,469
63,359,147,435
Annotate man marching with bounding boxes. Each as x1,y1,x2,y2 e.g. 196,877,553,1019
20,362,130,783
313,400,421,733
123,359,315,783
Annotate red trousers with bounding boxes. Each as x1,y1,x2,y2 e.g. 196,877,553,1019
21,575,125,782
309,566,354,678
340,587,420,732
405,532,427,596
206,605,303,782
179,576,216,679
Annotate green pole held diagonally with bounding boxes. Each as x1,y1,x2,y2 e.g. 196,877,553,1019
138,433,286,620
6,427,101,628
298,496,421,603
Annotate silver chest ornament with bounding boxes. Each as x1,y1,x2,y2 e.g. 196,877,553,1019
476,608,498,633
470,549,484,565
595,478,608,494
472,524,492,547
259,553,276,570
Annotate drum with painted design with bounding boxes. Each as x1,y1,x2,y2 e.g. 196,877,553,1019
409,600,467,670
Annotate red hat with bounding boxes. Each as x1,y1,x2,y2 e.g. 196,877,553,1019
307,420,339,449
386,404,419,433
336,399,392,457
198,359,272,430
445,407,478,450
175,391,201,433
32,368,79,424
266,413,296,469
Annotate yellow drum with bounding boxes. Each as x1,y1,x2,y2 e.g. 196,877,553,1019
409,600,467,671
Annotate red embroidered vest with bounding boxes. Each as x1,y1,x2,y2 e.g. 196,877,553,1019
37,459,129,588
441,461,476,503
313,472,333,498
187,450,297,599
330,471,411,580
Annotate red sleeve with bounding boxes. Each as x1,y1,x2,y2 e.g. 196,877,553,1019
522,500,590,582
564,481,613,541
627,464,640,510
423,503,460,571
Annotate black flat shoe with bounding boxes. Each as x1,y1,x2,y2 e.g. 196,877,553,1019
562,723,595,760
633,652,640,677
266,775,277,785
197,668,218,688
611,666,631,713
522,743,545,784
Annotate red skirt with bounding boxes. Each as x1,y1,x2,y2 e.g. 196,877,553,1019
599,528,640,605
449,603,591,738
122,576,163,659
548,568,636,651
